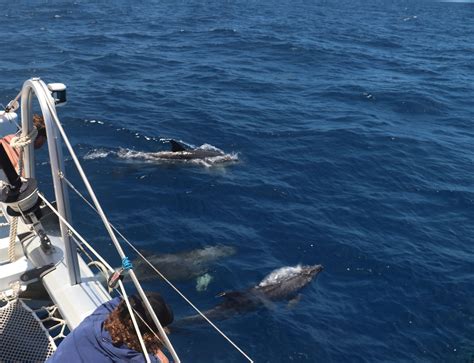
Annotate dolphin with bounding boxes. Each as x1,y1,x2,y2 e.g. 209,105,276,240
176,264,323,324
116,140,237,165
133,245,236,282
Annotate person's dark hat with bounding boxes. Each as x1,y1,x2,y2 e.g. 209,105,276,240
130,292,174,329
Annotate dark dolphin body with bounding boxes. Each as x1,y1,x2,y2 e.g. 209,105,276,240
132,245,237,282
176,264,323,324
143,140,230,161
116,140,237,165
152,140,226,160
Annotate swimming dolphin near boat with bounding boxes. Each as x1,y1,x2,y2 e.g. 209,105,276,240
176,264,323,324
93,245,236,291
133,244,236,282
115,140,238,166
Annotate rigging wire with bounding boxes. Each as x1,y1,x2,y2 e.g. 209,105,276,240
37,194,152,362
39,210,171,354
118,280,151,363
58,176,254,363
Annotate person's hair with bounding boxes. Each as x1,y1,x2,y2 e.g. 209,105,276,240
33,114,46,138
103,293,173,353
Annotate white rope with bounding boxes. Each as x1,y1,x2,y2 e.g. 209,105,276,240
7,216,17,262
60,175,254,363
87,260,111,281
10,127,38,149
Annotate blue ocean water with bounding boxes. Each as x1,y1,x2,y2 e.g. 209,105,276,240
1,0,474,362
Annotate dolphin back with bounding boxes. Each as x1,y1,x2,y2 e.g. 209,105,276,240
255,264,323,300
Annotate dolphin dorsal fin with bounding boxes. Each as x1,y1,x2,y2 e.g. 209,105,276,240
169,140,187,152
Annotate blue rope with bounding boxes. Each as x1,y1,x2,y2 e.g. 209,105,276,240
121,256,133,271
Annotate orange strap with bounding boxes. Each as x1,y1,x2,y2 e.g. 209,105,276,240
0,135,20,171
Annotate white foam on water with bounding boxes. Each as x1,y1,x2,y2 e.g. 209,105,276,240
83,149,113,160
258,265,305,287
198,143,223,152
403,15,418,21
85,119,105,125
196,273,213,292
116,148,153,160
190,152,239,168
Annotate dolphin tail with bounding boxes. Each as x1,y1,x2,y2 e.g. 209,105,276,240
169,140,187,152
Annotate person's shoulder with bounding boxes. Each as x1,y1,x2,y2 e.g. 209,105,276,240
98,297,122,313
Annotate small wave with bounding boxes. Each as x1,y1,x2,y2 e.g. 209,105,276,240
258,265,305,287
198,143,223,152
403,15,418,22
68,34,116,46
364,38,403,49
84,119,105,125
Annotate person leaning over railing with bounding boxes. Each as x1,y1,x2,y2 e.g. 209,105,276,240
0,114,47,171
47,292,174,363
